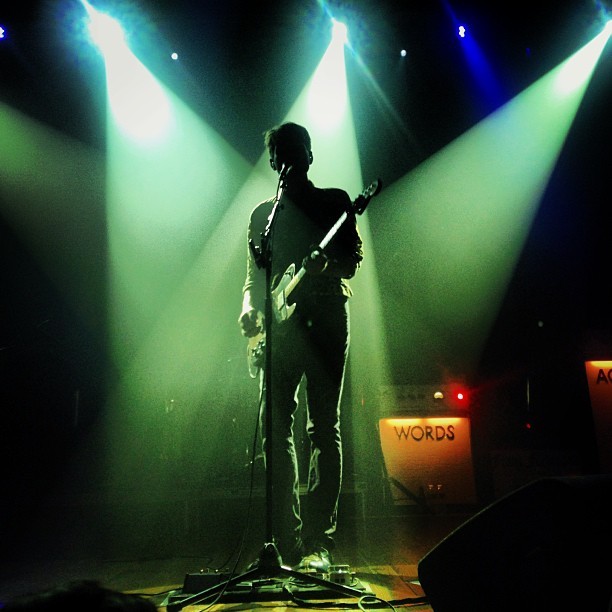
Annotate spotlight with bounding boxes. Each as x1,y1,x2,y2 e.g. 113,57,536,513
400,49,407,57
0,26,5,39
458,25,467,38
81,0,127,54
331,18,348,46
171,52,179,60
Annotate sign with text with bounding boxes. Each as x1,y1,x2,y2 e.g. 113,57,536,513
379,416,477,506
585,360,612,473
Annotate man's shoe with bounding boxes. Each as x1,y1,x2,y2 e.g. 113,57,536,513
297,547,332,573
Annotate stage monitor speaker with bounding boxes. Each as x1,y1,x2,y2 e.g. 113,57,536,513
417,475,612,612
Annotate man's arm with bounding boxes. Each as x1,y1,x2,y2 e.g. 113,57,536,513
239,205,267,337
238,289,263,338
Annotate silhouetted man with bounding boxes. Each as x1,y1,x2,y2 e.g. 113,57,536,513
239,122,363,571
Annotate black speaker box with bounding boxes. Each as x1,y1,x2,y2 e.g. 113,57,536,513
417,475,612,612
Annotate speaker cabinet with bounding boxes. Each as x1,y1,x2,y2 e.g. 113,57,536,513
417,475,612,612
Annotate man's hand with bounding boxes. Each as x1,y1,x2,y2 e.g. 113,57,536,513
302,247,328,275
239,308,263,338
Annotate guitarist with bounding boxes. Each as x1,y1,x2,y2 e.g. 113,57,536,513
238,122,364,572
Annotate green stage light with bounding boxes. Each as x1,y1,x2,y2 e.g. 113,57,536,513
307,21,349,132
331,18,348,46
368,25,610,379
80,0,172,143
105,51,172,143
81,0,127,55
554,23,611,95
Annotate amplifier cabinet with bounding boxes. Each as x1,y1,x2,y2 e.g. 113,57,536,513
379,415,477,506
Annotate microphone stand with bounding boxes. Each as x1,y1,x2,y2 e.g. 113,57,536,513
166,171,365,611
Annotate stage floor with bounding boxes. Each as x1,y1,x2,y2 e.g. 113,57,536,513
0,504,468,611
5,476,610,611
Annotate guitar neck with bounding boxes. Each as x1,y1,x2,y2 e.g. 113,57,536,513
320,211,348,250
272,179,380,314
284,266,306,300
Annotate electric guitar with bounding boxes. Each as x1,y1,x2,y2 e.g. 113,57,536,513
247,178,382,378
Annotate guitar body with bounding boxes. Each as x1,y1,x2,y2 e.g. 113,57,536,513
271,263,297,323
245,259,298,376
247,332,265,378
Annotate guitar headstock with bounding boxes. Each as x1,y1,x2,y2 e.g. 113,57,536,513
353,178,382,215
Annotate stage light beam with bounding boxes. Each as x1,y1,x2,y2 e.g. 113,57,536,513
106,53,172,143
81,0,172,143
82,2,128,56
369,23,609,378
331,18,348,46
554,24,611,95
307,20,349,132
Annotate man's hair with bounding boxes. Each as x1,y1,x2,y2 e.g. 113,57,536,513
264,122,311,154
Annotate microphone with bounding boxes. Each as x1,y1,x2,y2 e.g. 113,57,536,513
279,164,292,181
